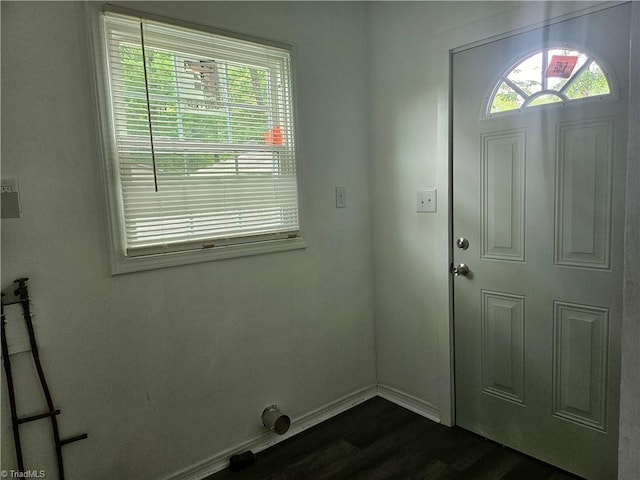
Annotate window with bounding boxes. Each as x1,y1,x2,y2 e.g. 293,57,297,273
98,11,303,272
485,46,615,117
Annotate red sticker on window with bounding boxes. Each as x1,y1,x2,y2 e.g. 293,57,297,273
545,55,578,78
264,126,283,146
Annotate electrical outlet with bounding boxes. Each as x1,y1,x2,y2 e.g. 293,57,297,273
417,189,437,213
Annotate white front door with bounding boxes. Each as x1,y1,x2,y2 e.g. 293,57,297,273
452,5,630,479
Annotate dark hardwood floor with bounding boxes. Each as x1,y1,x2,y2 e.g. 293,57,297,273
206,396,583,480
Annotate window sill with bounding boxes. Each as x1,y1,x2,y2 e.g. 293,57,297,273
110,237,307,275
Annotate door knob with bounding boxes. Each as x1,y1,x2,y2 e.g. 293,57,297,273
456,237,469,250
452,263,470,277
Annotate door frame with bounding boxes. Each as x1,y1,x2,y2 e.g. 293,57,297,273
436,2,637,440
618,4,640,479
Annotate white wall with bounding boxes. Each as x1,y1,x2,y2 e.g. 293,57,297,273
0,2,374,479
368,0,523,420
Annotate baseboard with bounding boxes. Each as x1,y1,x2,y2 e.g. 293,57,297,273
162,384,378,480
376,384,441,423
163,383,440,480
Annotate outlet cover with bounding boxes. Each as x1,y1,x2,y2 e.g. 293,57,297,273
417,189,437,213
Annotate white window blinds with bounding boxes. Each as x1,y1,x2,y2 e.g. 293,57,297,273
102,12,300,257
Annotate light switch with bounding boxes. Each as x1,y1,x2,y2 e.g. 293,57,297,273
336,186,346,208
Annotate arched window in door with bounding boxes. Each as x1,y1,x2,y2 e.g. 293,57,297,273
484,45,616,117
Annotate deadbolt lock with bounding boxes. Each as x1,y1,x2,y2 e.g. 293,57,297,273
456,237,469,250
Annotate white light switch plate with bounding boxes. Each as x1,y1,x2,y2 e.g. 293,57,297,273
336,186,346,208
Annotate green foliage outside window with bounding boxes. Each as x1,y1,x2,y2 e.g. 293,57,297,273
565,66,609,99
492,83,522,113
119,45,271,173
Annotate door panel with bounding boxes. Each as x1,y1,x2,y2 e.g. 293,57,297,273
452,5,629,479
481,130,526,261
555,118,614,269
481,290,526,404
553,301,609,431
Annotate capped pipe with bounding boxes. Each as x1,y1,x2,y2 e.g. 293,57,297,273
261,405,290,435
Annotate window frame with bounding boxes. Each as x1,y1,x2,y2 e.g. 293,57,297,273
481,42,619,120
89,5,306,274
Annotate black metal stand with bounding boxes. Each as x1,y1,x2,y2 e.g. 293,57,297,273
1,278,87,480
